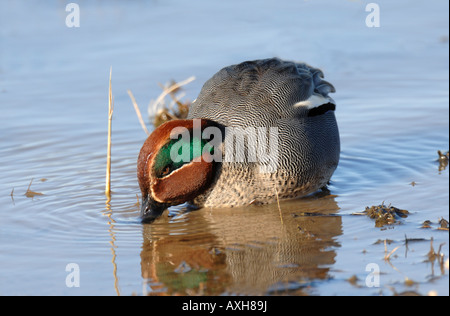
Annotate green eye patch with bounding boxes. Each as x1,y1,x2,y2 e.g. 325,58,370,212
153,133,214,178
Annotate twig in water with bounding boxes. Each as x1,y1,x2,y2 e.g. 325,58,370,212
10,187,15,204
25,178,44,198
384,239,400,261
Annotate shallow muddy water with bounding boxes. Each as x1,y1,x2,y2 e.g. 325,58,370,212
0,1,448,296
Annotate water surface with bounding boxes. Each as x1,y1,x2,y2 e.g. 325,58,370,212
0,0,448,295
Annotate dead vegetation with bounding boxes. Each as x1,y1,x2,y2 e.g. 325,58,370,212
437,150,449,172
353,203,409,227
128,76,195,133
422,218,449,231
25,178,44,198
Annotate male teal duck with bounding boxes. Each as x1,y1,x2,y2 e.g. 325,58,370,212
138,58,340,222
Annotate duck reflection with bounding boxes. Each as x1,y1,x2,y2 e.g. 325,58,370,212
140,193,342,295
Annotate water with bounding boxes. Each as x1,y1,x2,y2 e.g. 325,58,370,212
0,0,448,296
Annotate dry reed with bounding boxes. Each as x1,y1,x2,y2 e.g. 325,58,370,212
105,67,113,196
127,90,149,136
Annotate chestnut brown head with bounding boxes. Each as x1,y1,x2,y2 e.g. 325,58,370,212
137,119,222,222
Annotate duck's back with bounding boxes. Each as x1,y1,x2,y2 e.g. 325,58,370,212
188,58,335,126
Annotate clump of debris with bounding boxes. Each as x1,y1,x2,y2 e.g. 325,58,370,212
354,203,409,227
437,150,449,172
422,218,449,231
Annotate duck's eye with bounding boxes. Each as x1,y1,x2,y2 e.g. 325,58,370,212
161,166,171,177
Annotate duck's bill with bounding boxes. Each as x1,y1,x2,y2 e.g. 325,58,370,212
140,196,168,223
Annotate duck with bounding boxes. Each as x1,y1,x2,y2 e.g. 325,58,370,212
137,58,340,222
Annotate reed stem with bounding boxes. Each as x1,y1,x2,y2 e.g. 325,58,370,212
106,67,113,196
127,89,149,136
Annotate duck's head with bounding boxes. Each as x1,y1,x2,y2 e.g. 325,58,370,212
137,119,221,223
